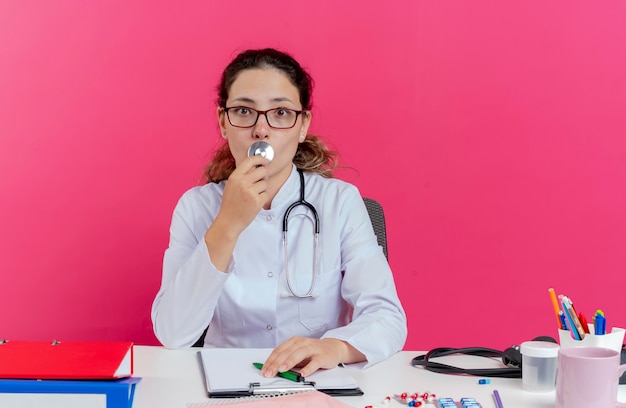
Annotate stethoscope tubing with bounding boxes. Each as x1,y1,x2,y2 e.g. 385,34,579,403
283,169,319,298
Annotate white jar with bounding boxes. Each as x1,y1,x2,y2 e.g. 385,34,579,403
520,341,560,392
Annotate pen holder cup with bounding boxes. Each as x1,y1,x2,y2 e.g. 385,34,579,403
558,325,625,352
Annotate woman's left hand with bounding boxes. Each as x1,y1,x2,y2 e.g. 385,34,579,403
259,336,365,378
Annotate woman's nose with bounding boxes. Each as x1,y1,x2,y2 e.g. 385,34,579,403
253,113,270,139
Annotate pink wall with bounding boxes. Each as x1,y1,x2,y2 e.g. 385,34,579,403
1,1,625,351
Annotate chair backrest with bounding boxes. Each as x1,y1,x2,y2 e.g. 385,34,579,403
362,197,389,260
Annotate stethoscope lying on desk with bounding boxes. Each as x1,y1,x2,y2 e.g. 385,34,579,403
248,141,319,298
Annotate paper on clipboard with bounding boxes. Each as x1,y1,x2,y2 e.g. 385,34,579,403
197,348,363,397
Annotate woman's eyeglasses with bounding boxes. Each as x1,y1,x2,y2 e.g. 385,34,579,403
222,106,305,129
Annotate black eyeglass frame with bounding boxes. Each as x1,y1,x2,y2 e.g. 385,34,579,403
221,106,306,129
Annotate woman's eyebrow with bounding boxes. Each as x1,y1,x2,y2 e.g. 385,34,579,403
270,97,295,104
230,97,256,105
229,96,296,105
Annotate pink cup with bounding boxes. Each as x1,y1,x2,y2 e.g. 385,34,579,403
556,347,626,408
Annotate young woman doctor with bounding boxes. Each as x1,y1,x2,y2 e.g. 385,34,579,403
151,48,407,378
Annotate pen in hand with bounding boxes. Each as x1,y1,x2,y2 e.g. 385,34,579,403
252,362,304,382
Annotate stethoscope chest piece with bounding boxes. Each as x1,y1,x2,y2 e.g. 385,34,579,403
247,141,274,163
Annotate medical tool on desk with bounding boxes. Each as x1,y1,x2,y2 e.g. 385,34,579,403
247,142,320,298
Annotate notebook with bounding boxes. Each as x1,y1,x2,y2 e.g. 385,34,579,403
197,348,363,398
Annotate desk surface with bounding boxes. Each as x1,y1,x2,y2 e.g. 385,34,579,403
132,345,626,408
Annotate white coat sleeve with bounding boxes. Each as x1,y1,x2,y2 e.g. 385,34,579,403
320,189,407,367
151,190,232,349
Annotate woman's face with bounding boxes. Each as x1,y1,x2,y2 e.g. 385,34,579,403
218,68,311,181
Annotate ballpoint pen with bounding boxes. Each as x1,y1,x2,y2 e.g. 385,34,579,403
559,311,568,331
493,390,505,408
252,362,304,382
561,301,579,339
578,312,590,334
561,297,585,340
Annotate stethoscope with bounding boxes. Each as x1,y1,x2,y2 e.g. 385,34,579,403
248,141,319,298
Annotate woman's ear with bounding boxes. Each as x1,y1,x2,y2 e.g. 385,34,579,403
299,111,312,142
217,107,227,138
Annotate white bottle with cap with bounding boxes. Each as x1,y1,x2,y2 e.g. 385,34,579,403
520,340,560,392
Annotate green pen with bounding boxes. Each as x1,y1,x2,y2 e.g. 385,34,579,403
252,362,304,382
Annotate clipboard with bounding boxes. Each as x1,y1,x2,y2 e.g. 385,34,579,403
198,348,364,398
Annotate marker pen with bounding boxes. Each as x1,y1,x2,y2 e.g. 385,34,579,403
252,362,304,382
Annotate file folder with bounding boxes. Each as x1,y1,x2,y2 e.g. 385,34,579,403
0,341,133,379
198,348,363,398
0,376,141,408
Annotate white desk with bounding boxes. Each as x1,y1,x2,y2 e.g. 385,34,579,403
132,345,626,408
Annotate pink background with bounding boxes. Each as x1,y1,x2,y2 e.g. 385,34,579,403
1,1,625,351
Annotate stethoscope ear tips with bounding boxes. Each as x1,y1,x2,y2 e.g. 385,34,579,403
502,345,522,368
501,336,557,368
531,335,558,344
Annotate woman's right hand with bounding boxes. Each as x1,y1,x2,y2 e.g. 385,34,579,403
218,156,271,233
203,156,270,271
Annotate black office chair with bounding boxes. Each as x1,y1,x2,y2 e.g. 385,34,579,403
191,197,389,347
362,197,389,260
